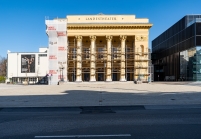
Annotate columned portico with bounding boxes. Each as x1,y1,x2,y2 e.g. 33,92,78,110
90,35,96,82
120,35,127,81
106,35,112,81
66,14,152,82
75,35,82,82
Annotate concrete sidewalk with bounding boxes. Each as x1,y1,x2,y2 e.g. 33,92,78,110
0,82,201,107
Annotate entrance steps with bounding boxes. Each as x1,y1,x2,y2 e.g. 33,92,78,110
60,81,136,85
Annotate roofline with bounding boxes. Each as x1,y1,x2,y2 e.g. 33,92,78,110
67,14,136,16
185,14,201,15
152,14,201,42
67,23,152,25
7,52,48,54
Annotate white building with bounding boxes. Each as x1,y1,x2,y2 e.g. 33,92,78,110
6,47,49,84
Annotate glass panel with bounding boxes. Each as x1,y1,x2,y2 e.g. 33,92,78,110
195,46,201,81
180,46,201,81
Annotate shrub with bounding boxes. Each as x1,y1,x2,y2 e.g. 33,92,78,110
0,76,6,83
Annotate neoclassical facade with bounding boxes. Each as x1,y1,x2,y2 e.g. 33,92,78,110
65,14,152,82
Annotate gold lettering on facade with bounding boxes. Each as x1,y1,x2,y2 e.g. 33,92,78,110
86,17,117,20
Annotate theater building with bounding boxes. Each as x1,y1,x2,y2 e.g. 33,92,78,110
46,14,152,84
6,14,152,85
152,15,201,81
6,48,49,84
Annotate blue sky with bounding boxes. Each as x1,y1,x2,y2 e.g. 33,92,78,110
0,0,201,57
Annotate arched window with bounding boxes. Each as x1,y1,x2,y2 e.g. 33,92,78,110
140,45,144,56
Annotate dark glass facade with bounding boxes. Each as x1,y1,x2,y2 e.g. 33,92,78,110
152,15,201,81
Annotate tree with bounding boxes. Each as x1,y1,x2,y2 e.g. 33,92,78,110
0,56,7,83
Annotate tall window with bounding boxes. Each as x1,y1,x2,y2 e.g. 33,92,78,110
38,54,47,65
83,48,89,59
112,48,118,59
141,45,144,56
72,48,77,59
126,48,130,58
98,48,104,59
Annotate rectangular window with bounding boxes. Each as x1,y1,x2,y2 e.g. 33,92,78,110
196,36,201,45
98,48,104,59
83,48,89,59
72,48,77,59
38,54,47,65
112,48,118,59
196,23,201,35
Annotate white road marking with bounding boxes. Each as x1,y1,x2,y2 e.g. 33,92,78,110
35,134,131,138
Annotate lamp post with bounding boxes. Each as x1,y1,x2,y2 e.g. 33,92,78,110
61,67,64,81
59,64,64,81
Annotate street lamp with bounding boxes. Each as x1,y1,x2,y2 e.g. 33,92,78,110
59,64,64,81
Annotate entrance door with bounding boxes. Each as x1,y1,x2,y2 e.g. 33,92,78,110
98,73,104,81
71,73,76,82
127,73,130,81
84,73,90,81
112,73,118,81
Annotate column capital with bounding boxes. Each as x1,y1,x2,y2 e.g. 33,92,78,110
106,35,113,41
120,35,127,41
75,35,82,41
90,35,96,41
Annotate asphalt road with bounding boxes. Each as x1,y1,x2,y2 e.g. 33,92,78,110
0,106,201,139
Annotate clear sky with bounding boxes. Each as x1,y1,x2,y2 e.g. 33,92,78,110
0,0,201,57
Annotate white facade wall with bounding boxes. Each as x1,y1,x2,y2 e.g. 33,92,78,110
7,51,48,82
45,19,67,85
39,47,48,53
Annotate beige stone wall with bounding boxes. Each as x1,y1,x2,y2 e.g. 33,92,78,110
67,28,150,36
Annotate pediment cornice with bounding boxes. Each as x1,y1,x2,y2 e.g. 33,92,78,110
67,24,152,30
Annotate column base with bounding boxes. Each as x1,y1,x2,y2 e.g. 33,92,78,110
120,78,127,82
90,77,96,82
75,81,82,83
76,78,82,82
106,78,112,82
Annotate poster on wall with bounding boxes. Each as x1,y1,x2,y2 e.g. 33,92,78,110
21,54,35,73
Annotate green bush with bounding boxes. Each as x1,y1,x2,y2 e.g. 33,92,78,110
0,76,6,83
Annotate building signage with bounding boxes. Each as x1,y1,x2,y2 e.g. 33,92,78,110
86,17,116,21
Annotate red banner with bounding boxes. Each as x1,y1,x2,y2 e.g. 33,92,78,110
49,55,57,59
47,26,56,30
49,70,57,74
58,46,66,51
57,32,66,36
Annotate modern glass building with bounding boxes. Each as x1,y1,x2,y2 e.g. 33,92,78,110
152,15,201,81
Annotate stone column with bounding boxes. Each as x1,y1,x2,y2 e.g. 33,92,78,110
120,35,127,81
75,36,82,82
106,35,113,82
90,35,96,82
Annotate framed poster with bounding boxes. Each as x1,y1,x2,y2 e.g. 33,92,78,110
21,54,35,73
